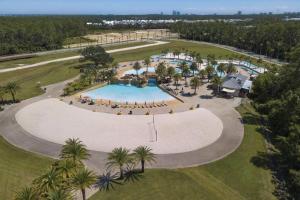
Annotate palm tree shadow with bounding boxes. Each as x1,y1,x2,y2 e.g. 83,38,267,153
200,95,214,99
123,168,144,183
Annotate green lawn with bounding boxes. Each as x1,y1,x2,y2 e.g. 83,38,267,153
0,60,82,100
0,41,150,70
90,103,275,200
113,40,239,63
0,51,80,70
0,136,53,199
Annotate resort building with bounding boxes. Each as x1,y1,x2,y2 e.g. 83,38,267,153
221,74,252,97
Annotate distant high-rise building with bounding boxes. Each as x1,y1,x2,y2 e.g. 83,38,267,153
172,10,181,15
237,11,242,15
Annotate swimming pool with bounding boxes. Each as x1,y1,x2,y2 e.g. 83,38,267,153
123,67,156,76
82,83,175,103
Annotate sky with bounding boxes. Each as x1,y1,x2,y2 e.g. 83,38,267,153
0,0,300,15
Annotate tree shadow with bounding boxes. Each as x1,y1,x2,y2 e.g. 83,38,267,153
200,95,214,99
250,151,274,170
241,111,260,125
123,168,144,183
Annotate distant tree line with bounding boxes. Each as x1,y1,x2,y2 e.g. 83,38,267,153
250,45,300,199
85,13,300,21
0,16,88,56
171,19,300,61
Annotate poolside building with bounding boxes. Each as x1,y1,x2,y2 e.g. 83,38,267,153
221,74,252,97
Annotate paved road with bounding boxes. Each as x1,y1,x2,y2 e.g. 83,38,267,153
0,41,169,73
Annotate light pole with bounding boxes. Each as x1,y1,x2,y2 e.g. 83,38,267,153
152,115,157,142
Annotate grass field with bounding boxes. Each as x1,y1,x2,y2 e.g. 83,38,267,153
113,40,239,63
90,103,275,200
0,41,151,70
0,60,82,100
0,51,80,70
0,40,240,101
0,136,53,199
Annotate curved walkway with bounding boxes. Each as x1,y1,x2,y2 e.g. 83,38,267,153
0,78,244,170
0,41,168,73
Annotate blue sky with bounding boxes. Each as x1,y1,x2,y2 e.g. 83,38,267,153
0,0,300,15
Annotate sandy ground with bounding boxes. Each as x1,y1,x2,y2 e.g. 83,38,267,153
0,41,169,73
65,29,177,48
15,98,223,154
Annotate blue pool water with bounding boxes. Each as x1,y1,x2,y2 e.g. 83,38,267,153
83,83,174,103
123,67,156,76
169,60,192,66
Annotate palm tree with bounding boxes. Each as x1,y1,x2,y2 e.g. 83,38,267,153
33,167,62,196
217,63,227,77
182,66,190,86
190,77,201,94
211,76,223,94
190,62,198,76
155,62,167,81
47,188,73,200
199,69,207,81
205,65,215,82
196,54,203,68
0,86,6,103
15,187,38,200
60,138,90,166
107,147,132,179
226,63,237,74
133,146,156,173
161,49,169,55
173,73,181,90
133,61,142,77
144,57,151,74
5,82,20,102
174,49,180,59
94,171,120,191
71,168,96,200
55,159,76,179
167,66,176,80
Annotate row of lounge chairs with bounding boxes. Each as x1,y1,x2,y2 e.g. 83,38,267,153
161,84,179,96
78,97,168,109
110,103,168,109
